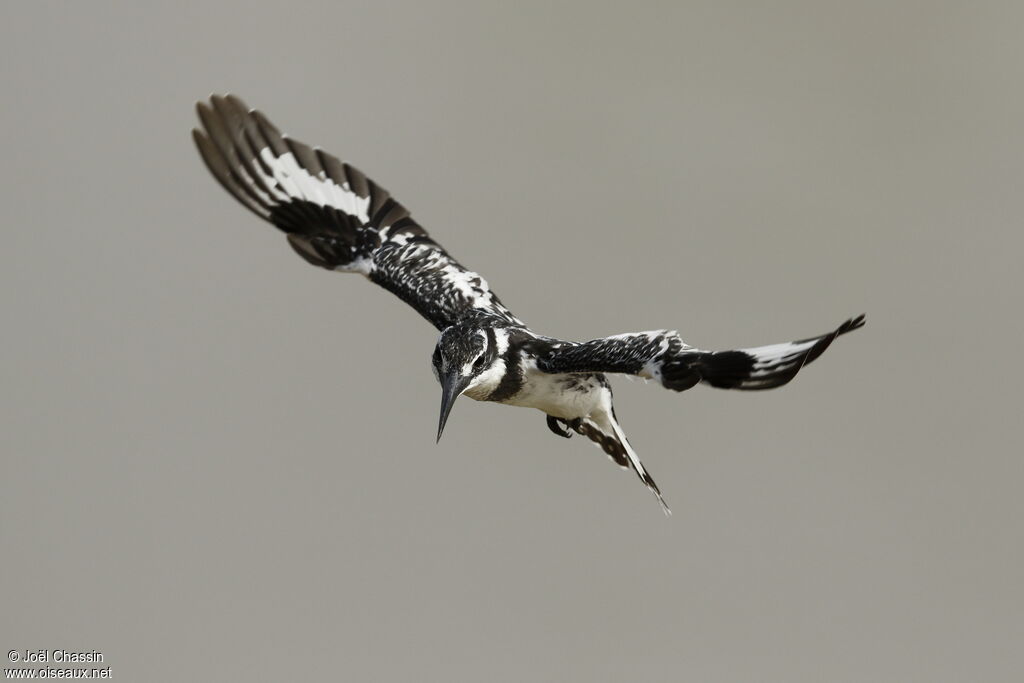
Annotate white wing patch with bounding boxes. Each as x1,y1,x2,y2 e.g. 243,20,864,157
741,339,818,377
257,149,371,223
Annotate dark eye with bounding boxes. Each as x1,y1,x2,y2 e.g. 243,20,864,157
473,354,487,370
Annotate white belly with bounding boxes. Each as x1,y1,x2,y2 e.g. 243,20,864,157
502,366,605,419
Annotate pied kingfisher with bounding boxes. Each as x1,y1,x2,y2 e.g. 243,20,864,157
193,94,864,514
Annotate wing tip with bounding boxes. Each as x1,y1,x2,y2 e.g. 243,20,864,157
842,313,867,335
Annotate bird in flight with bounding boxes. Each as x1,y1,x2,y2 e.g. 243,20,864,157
193,94,864,514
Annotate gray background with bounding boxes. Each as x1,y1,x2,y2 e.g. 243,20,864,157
2,1,1021,681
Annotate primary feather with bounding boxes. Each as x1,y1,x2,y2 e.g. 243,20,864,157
193,94,519,330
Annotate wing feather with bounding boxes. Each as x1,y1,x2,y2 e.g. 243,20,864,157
537,315,865,392
193,94,520,330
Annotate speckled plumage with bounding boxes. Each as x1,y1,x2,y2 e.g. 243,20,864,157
194,94,865,515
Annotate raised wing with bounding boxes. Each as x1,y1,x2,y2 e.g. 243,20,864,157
537,315,865,391
192,94,520,330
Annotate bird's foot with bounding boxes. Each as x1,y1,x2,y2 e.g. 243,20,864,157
546,415,582,439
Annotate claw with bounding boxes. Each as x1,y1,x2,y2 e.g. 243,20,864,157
546,415,573,438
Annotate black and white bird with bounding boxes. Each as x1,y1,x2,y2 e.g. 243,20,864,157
193,94,864,514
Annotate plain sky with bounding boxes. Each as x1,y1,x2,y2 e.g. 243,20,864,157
2,1,1022,681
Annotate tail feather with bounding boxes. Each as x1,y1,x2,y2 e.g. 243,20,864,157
609,418,671,516
578,411,671,516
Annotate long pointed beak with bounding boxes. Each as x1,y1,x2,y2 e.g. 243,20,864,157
437,372,471,443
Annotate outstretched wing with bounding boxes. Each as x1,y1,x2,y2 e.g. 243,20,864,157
192,94,520,330
537,315,865,392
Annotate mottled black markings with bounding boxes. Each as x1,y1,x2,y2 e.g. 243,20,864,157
436,322,484,368
538,333,669,376
371,243,519,330
433,321,501,391
539,332,705,392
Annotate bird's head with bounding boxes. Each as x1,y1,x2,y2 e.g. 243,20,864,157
431,323,502,442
